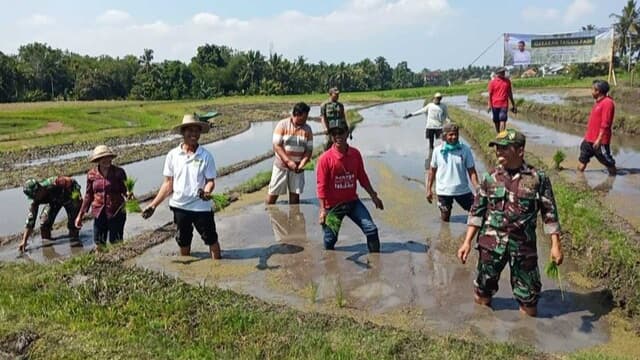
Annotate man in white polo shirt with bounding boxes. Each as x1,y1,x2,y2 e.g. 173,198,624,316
426,123,479,222
142,114,221,259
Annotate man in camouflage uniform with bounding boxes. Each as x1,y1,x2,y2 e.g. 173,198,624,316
320,87,349,150
457,129,563,317
19,176,82,252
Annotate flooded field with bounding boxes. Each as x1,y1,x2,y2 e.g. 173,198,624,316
2,99,635,354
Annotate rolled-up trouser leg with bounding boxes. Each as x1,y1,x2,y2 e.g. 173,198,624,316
346,200,380,253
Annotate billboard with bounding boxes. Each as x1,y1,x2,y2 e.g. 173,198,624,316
503,28,614,67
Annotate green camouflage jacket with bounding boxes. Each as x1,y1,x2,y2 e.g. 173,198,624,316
467,163,561,255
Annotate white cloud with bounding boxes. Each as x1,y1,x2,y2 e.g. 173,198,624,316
21,14,56,26
564,0,595,25
97,10,132,25
521,6,560,22
6,0,453,67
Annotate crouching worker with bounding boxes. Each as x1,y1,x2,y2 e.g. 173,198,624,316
316,119,384,252
456,129,563,317
142,114,221,259
19,176,82,252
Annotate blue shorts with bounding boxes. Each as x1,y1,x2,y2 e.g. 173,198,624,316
491,107,508,123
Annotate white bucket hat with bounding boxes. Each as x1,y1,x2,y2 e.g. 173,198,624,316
89,145,117,162
173,114,210,134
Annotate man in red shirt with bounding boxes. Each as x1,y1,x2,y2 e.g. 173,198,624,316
316,119,384,252
578,80,617,176
488,67,517,133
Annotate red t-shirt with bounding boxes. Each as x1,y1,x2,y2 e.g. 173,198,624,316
488,77,512,108
316,145,372,209
584,96,615,144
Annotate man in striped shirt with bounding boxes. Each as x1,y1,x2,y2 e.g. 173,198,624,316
266,102,314,204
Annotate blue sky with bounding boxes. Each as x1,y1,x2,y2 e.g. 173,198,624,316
0,0,626,71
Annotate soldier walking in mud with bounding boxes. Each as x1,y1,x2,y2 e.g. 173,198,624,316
266,102,314,205
142,114,221,259
403,92,450,163
457,129,563,317
487,67,517,133
19,176,82,252
577,80,617,176
425,123,479,222
316,119,384,252
320,87,349,150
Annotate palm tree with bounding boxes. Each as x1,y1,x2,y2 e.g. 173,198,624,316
610,0,640,63
581,24,597,31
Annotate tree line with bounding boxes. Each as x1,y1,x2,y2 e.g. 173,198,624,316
0,42,499,103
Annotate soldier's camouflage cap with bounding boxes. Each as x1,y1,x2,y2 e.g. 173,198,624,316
488,129,526,147
23,178,41,199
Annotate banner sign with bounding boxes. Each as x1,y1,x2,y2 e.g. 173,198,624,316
503,28,613,66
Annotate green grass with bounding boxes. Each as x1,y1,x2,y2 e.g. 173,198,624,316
0,257,543,359
450,107,640,329
0,75,594,154
230,170,272,194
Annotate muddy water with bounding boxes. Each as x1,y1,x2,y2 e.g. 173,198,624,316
455,95,640,230
130,100,610,352
0,120,323,237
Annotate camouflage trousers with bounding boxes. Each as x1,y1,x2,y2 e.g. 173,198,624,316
474,241,541,306
39,199,82,232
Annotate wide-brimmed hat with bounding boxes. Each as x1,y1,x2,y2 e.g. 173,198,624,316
434,92,443,98
173,114,210,134
489,129,526,147
89,145,117,162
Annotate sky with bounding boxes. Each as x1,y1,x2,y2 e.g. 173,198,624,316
0,0,627,71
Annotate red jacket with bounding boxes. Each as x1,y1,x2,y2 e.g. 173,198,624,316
316,145,372,209
488,77,512,108
584,96,615,145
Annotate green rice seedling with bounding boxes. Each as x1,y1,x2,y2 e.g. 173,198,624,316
545,260,564,300
211,193,230,212
70,189,82,201
324,211,342,236
124,177,142,213
335,280,347,308
307,281,319,304
552,150,566,170
303,158,316,171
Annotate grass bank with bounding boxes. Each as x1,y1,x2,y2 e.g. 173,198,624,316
450,107,640,330
0,257,545,359
467,87,640,135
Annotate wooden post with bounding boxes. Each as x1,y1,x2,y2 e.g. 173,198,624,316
608,26,616,86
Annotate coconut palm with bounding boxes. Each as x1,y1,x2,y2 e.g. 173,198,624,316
610,0,640,63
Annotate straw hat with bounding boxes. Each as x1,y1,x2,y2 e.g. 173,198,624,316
89,145,117,162
173,114,210,134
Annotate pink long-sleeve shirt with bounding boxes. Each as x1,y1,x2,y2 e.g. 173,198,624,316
316,145,372,209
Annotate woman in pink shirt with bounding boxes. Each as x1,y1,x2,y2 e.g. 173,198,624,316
75,145,128,249
316,120,384,252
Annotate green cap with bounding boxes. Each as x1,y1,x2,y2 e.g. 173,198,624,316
488,129,526,147
23,178,40,199
328,118,348,132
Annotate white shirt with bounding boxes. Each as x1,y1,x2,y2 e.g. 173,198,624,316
163,144,217,212
429,143,475,196
513,50,531,66
410,102,449,129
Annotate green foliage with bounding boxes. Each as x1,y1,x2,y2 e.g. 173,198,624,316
124,177,137,192
231,171,272,194
70,189,81,201
545,260,564,300
125,200,142,213
552,150,566,170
